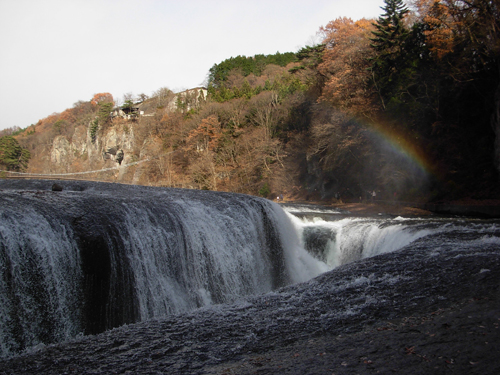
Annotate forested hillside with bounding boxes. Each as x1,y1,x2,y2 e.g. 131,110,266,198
2,0,499,203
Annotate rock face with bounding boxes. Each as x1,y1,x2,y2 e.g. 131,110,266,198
71,125,88,155
50,136,71,165
46,122,135,181
43,89,208,182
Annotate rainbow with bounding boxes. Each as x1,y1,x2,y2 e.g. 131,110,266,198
363,120,436,180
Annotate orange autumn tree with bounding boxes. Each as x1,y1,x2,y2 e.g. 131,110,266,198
444,0,500,68
411,0,455,60
186,115,223,190
317,17,377,117
425,2,454,60
187,115,222,153
91,92,114,106
412,0,500,65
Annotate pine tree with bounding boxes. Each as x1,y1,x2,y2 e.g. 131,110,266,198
0,136,31,171
370,0,411,107
371,0,409,52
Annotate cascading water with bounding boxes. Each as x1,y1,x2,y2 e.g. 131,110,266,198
0,203,82,357
288,216,434,267
2,181,498,359
284,206,500,269
0,180,325,357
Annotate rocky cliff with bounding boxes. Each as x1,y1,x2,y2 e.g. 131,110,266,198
45,121,143,183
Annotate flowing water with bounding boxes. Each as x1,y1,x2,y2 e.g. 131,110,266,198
285,208,500,269
1,180,499,358
0,180,325,357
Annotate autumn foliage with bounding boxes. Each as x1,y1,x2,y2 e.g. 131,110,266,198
91,92,114,106
317,17,376,116
8,0,500,202
187,115,222,153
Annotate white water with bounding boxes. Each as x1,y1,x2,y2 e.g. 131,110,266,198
118,199,327,321
0,185,327,357
268,203,330,281
286,212,500,269
2,181,499,358
0,204,82,356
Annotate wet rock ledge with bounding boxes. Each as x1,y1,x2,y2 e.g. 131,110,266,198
1,236,500,374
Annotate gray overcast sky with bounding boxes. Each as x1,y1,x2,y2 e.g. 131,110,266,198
0,0,384,131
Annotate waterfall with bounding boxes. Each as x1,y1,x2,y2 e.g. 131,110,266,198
0,180,325,357
287,213,500,268
2,183,498,359
291,216,434,268
0,199,82,356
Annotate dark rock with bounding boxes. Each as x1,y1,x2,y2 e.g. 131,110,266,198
51,183,63,191
116,149,124,165
105,147,117,155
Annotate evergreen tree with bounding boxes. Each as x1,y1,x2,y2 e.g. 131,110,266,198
370,0,411,107
0,136,31,171
208,52,297,88
290,44,325,73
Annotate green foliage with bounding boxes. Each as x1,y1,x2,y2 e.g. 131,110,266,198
289,44,325,73
0,126,34,137
0,136,31,171
258,182,271,197
272,74,306,99
88,101,114,143
208,85,235,102
90,119,98,143
207,51,301,103
370,0,411,105
371,0,409,51
208,70,306,103
121,100,134,110
208,52,297,88
53,119,66,134
98,102,113,125
11,127,27,136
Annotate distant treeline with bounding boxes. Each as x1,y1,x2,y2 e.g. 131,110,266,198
208,52,297,86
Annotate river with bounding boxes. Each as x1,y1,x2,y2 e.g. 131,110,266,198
1,180,499,373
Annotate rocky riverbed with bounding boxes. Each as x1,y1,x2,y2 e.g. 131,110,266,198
1,227,499,374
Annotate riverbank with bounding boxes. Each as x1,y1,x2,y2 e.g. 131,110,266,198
420,200,500,218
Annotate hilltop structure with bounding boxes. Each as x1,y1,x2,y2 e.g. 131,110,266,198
111,87,207,120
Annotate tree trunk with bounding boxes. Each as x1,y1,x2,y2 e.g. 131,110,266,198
493,64,500,173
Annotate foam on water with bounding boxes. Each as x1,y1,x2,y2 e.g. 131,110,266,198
287,212,500,268
0,183,327,357
2,181,500,358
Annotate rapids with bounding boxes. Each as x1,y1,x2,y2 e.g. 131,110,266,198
285,210,500,269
